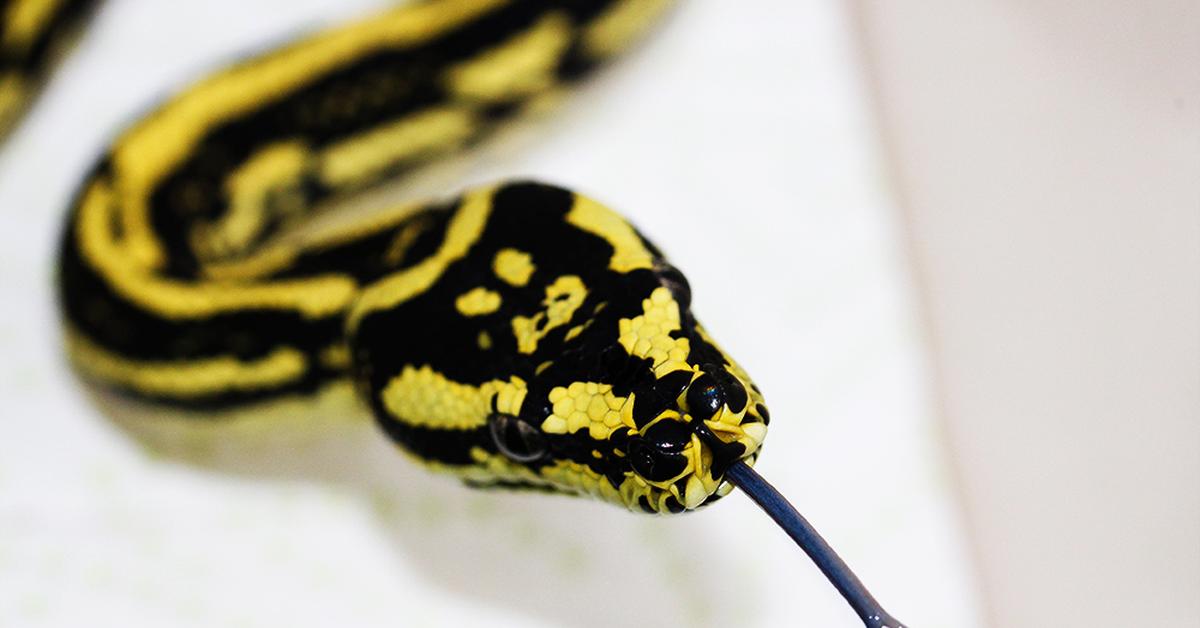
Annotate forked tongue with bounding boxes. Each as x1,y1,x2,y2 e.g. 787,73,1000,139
725,462,908,628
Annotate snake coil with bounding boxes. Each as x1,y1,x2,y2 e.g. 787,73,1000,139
16,0,906,624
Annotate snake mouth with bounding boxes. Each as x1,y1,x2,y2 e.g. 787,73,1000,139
607,415,748,511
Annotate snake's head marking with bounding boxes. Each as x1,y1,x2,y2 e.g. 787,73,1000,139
615,356,769,513
354,183,767,513
480,260,769,514
604,263,770,512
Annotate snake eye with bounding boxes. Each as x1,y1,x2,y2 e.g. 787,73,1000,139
488,413,547,462
686,374,724,421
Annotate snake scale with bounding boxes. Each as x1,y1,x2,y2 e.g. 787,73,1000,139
9,1,905,624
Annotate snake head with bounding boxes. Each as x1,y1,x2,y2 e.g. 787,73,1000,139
483,349,768,514
613,354,769,513
480,260,769,513
611,262,770,512
354,182,766,513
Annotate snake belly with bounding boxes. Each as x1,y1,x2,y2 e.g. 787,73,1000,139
54,0,769,513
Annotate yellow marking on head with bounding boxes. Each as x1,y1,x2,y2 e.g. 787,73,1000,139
455,447,622,505
477,330,493,350
380,364,525,430
193,141,311,261
565,194,654,272
511,275,587,353
618,286,691,376
615,423,724,511
416,364,749,512
455,286,502,316
582,0,674,59
446,12,572,102
318,106,477,187
110,0,507,269
66,329,307,398
348,186,493,330
76,179,358,320
541,381,633,441
427,434,722,512
540,457,621,503
3,0,63,50
692,323,768,456
492,248,534,286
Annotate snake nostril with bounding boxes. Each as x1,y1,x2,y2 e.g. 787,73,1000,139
630,416,695,483
642,418,692,454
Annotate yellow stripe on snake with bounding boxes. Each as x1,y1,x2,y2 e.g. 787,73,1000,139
39,0,770,515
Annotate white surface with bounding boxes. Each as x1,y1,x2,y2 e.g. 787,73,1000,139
0,2,981,626
852,1,1200,625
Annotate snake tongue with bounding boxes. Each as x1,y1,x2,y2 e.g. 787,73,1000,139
726,462,908,628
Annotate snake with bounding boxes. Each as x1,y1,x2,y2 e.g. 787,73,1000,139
13,0,906,624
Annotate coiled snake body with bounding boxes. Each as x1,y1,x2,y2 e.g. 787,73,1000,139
44,0,765,514
19,1,904,624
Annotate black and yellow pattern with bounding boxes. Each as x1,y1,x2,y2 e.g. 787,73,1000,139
55,0,769,513
0,0,96,134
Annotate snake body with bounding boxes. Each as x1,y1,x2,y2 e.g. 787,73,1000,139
40,0,769,514
0,0,94,133
15,3,916,625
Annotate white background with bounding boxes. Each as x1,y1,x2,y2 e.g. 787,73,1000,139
0,2,982,627
854,1,1199,626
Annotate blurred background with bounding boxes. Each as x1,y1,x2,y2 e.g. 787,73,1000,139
852,1,1199,625
0,1,1195,627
